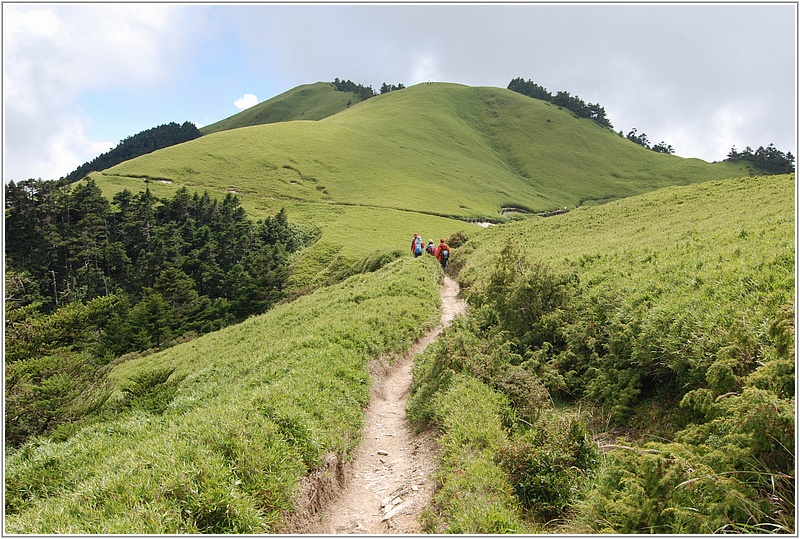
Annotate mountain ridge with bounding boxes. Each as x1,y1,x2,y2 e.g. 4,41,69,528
96,82,755,220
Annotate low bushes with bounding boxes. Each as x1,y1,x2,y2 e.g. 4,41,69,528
5,351,113,446
409,315,599,531
445,174,794,533
420,375,530,534
5,256,442,533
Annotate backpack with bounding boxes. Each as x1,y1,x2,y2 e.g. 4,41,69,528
440,247,449,260
414,237,423,255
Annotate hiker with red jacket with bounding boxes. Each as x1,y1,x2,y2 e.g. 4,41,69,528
411,233,425,257
436,238,451,269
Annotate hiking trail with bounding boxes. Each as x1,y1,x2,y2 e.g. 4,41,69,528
294,275,466,534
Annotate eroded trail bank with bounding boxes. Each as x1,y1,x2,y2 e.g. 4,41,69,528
295,275,466,534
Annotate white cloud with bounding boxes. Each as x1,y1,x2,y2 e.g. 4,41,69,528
4,7,62,38
2,108,95,181
3,4,190,181
704,103,764,160
234,94,258,111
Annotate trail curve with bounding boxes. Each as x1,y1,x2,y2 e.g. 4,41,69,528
295,275,466,534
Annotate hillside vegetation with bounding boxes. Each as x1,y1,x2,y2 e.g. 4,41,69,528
409,173,794,533
6,173,791,533
5,256,443,533
91,82,757,288
6,77,794,534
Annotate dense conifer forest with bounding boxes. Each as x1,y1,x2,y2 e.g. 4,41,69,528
5,178,317,446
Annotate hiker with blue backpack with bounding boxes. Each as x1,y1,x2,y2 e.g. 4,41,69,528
411,233,425,257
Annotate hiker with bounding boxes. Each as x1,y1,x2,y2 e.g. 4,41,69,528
436,238,451,269
411,233,425,257
426,239,437,256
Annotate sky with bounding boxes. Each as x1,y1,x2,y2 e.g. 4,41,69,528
3,2,797,183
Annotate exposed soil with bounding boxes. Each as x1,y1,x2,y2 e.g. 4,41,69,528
289,275,466,534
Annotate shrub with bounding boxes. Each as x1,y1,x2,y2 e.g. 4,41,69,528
407,314,549,429
579,385,795,534
497,413,598,521
120,366,184,415
446,230,469,248
577,443,760,534
480,241,578,354
5,352,112,447
408,316,510,427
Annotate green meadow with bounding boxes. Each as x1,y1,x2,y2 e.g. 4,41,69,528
6,79,794,533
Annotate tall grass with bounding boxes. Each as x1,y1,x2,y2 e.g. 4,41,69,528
5,256,443,533
421,374,532,534
412,174,794,532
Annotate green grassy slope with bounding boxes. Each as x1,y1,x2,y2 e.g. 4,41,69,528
97,82,754,220
199,82,360,135
413,173,795,532
4,257,444,533
455,173,794,288
90,81,759,289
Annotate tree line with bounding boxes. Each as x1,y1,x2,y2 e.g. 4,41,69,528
5,178,317,360
5,178,318,445
726,143,795,173
332,78,377,101
379,82,405,94
508,77,613,129
624,127,675,154
64,121,201,183
508,77,680,154
333,78,406,101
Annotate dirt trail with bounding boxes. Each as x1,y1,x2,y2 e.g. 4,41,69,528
298,275,466,534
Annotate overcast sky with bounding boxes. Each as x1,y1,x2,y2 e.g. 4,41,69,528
3,2,797,183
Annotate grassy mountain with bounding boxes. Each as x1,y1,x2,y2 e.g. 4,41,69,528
90,82,757,287
99,83,754,220
199,81,363,135
7,80,791,533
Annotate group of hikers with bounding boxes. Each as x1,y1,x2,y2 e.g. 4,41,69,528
411,233,451,269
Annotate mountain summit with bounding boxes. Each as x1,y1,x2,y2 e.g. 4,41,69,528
99,82,752,219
